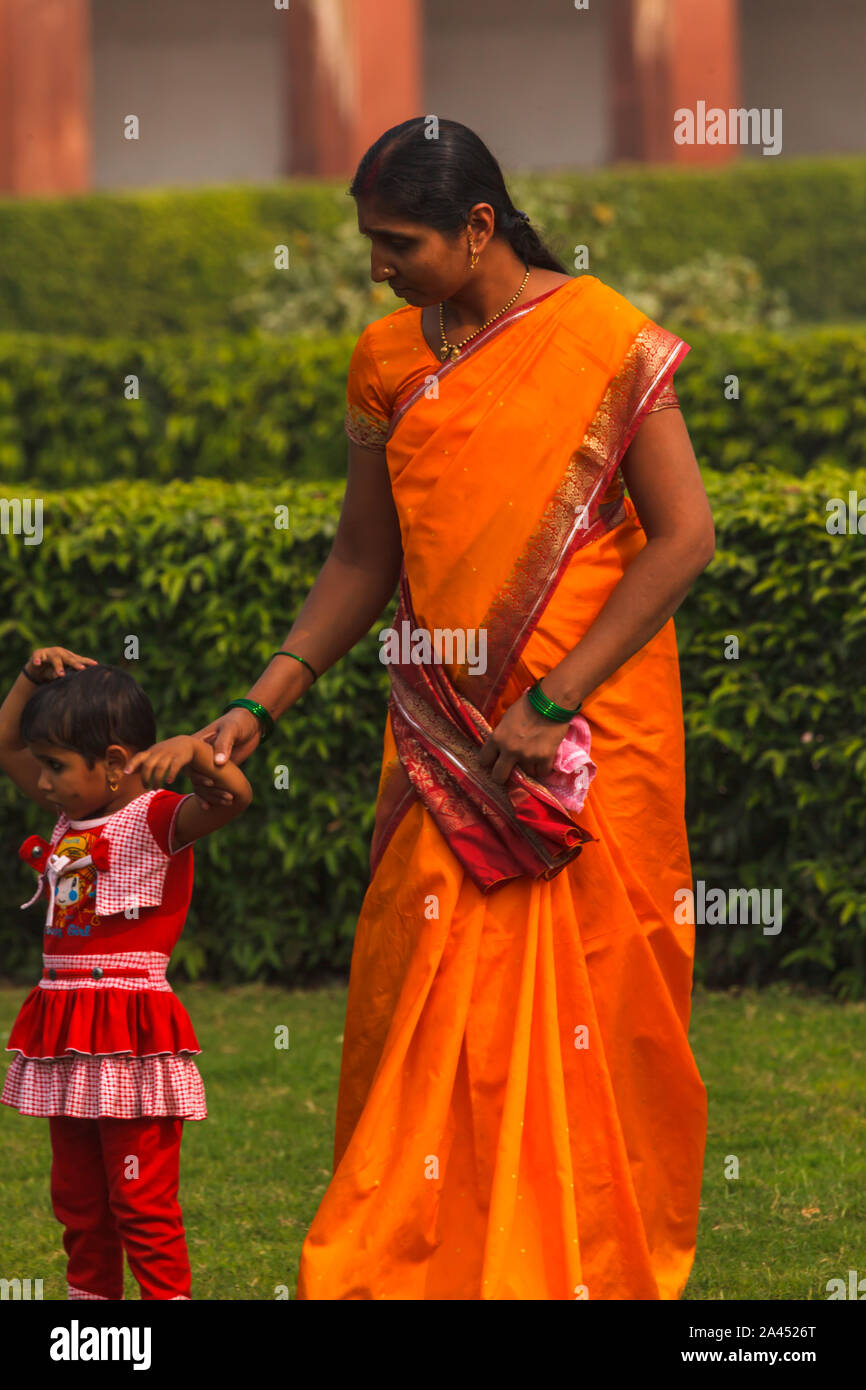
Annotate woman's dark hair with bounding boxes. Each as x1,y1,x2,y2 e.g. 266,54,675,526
349,117,569,274
20,664,157,768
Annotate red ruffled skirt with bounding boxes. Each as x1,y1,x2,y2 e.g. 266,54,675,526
1,951,206,1120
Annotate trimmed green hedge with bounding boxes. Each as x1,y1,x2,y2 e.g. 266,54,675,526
0,330,353,486
0,158,864,336
675,324,866,474
0,466,863,995
676,463,866,998
0,184,349,339
2,322,864,488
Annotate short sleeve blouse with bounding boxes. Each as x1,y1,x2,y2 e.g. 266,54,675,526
344,325,392,450
648,378,680,412
342,304,681,454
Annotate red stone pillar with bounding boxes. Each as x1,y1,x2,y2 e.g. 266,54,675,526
609,0,740,164
0,0,91,194
285,0,422,176
609,0,643,163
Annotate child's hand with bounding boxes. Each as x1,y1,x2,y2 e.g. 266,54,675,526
189,708,261,809
123,736,197,790
24,646,98,684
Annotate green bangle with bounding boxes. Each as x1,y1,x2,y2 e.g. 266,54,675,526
526,681,582,722
223,698,275,742
270,650,319,683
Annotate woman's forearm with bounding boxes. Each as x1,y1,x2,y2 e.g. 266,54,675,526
242,549,399,723
540,536,712,709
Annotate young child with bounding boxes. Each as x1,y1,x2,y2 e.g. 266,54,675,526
0,646,252,1300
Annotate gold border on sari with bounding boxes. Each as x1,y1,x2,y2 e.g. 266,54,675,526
458,322,689,714
345,402,389,450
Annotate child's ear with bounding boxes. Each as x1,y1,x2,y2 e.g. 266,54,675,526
106,741,137,771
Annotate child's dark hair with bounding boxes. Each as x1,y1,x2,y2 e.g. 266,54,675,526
20,664,156,767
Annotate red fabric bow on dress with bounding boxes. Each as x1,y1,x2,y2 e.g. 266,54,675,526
19,835,51,872
90,836,111,871
19,834,111,927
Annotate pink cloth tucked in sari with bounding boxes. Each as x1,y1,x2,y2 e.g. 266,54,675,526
538,706,596,812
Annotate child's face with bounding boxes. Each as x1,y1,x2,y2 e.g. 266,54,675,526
29,741,131,818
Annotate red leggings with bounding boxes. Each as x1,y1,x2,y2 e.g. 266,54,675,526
49,1115,192,1300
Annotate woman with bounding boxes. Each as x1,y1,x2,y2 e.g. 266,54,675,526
194,118,713,1300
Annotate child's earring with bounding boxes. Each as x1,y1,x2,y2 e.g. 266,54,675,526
108,777,119,792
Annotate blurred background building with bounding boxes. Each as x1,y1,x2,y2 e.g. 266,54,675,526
1,0,864,194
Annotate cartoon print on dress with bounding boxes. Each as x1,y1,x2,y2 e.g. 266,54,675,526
46,830,99,939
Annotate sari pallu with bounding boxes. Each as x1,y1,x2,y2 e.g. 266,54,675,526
381,563,595,896
368,276,689,892
296,276,707,1300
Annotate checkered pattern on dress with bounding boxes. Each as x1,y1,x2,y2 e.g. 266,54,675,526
38,951,173,992
31,791,174,918
1,1052,207,1120
4,949,205,1119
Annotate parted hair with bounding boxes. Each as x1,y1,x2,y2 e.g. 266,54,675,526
349,116,568,274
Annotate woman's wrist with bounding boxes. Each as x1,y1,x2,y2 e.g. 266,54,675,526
225,698,274,742
537,666,586,713
219,651,318,746
245,654,316,724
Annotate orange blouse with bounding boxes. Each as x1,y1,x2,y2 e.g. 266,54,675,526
344,301,680,452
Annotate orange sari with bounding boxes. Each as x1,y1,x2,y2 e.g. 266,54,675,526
296,274,707,1300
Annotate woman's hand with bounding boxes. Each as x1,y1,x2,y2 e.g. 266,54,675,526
123,736,197,790
477,693,570,785
188,708,262,811
24,647,99,683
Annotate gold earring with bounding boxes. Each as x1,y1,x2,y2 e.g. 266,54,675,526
468,234,479,271
108,778,119,792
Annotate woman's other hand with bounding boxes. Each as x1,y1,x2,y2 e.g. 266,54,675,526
189,707,262,810
24,647,99,683
477,693,570,786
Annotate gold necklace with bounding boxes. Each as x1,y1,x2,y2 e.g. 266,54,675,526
438,264,531,361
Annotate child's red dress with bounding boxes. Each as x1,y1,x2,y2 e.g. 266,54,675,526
2,788,204,1300
3,787,205,1119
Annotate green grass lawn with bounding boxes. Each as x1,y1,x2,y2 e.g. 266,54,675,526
0,979,862,1300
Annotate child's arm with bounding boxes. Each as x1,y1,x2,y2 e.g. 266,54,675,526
0,648,98,810
123,736,253,850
